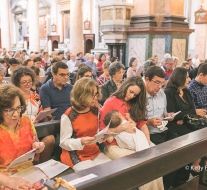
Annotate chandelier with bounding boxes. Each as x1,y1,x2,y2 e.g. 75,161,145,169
18,0,27,8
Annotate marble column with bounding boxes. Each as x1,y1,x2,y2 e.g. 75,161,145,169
70,0,84,54
94,0,99,49
1,0,11,50
195,0,207,60
28,0,40,52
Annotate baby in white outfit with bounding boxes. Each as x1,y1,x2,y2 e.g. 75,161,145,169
103,110,154,151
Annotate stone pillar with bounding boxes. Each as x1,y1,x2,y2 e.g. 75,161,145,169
70,0,84,54
195,0,207,60
28,0,40,52
94,1,99,49
1,0,11,50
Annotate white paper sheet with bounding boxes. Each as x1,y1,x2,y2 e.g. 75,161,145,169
35,159,69,179
34,108,57,121
68,174,97,186
11,167,47,184
7,148,37,169
92,120,111,143
163,111,181,120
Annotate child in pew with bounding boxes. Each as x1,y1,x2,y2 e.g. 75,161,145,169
103,110,154,151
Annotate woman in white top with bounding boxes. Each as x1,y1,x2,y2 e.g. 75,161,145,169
127,57,140,78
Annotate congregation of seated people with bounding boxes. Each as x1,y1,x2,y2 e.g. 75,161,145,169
0,48,207,190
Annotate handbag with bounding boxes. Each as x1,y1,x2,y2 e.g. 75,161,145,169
183,114,207,131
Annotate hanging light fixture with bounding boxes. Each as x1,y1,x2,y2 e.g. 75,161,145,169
18,0,27,9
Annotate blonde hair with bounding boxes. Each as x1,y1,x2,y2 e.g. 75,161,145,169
71,78,102,111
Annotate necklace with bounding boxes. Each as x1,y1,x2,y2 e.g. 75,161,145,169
26,91,33,120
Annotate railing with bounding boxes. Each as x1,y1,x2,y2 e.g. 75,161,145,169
45,128,207,190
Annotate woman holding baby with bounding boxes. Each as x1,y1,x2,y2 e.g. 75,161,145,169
100,76,164,190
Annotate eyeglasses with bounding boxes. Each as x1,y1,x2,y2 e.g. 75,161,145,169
20,80,32,86
151,79,164,86
93,92,99,99
4,106,24,116
58,73,70,77
83,75,93,78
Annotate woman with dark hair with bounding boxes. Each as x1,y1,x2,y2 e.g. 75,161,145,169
5,58,20,77
100,76,163,190
100,62,125,104
127,57,139,78
165,67,205,185
100,76,150,157
73,66,93,84
0,84,45,189
165,67,205,136
110,56,118,63
60,78,111,172
30,65,42,94
97,54,106,71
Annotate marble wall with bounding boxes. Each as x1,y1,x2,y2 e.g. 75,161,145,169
165,0,184,16
172,38,186,65
128,38,146,67
133,0,151,16
152,38,165,62
195,24,207,60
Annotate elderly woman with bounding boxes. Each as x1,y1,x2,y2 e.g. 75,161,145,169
96,60,111,86
100,62,125,105
0,64,9,85
0,85,45,189
60,78,111,171
126,57,140,78
12,66,55,163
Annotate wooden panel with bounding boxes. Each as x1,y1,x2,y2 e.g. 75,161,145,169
35,120,60,138
45,128,207,190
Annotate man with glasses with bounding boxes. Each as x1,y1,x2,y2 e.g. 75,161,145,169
40,62,72,161
40,62,72,120
145,66,178,190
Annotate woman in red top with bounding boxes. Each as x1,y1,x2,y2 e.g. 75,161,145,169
60,78,111,172
100,76,150,159
96,54,106,72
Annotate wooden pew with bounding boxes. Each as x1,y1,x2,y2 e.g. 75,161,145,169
34,120,60,138
45,128,207,190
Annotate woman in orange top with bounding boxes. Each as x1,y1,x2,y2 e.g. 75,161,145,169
60,78,111,172
0,85,45,189
12,66,55,163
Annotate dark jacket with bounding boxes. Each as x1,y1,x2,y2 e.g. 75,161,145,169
100,79,117,105
164,87,196,121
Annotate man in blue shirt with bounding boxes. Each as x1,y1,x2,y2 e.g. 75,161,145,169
86,54,97,79
40,62,72,120
188,63,207,113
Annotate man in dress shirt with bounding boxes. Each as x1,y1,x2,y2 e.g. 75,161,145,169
66,53,77,78
86,54,97,79
145,66,178,190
